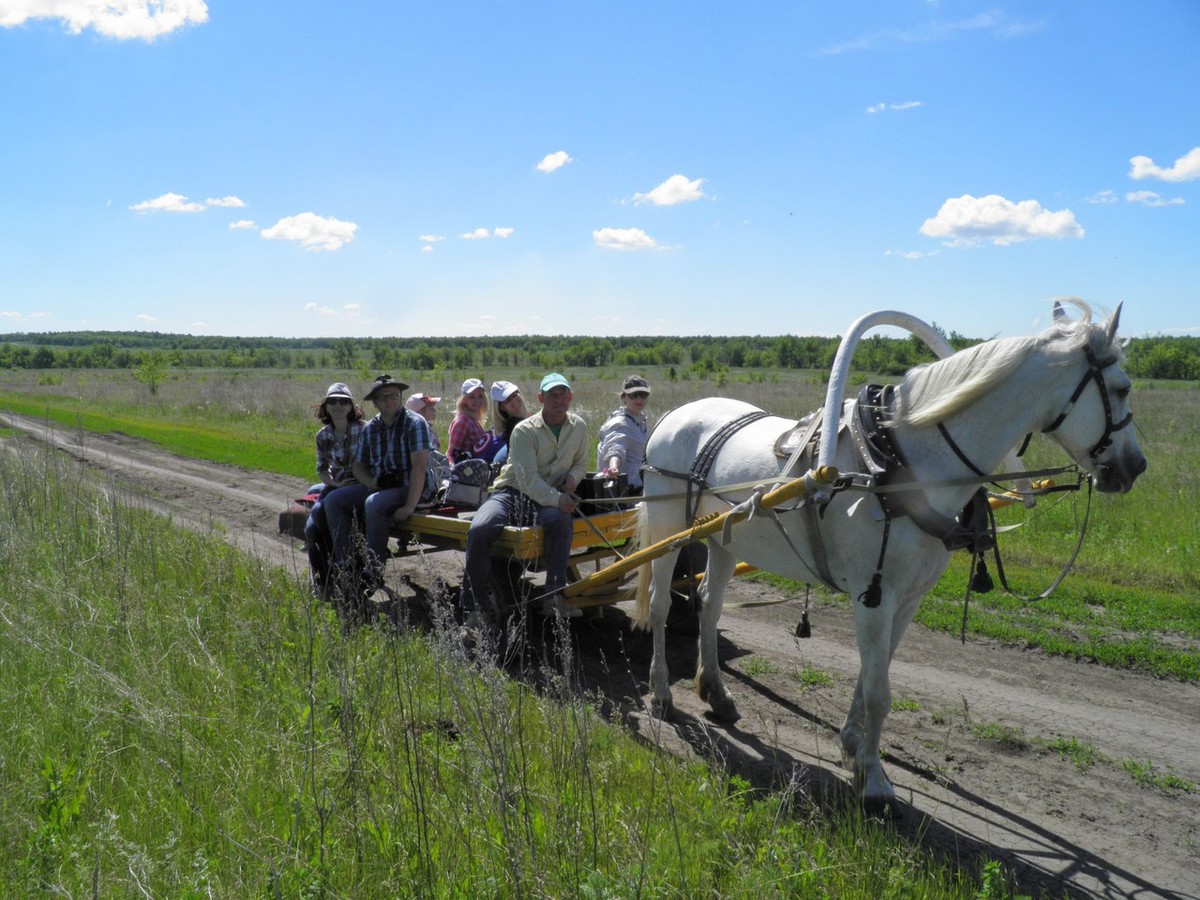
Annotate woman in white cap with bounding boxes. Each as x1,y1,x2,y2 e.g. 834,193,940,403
305,382,366,596
479,380,528,465
596,375,652,493
447,377,488,463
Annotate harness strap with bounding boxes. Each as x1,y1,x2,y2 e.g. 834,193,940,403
684,410,770,524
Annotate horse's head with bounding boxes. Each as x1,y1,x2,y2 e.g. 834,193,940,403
1042,302,1147,493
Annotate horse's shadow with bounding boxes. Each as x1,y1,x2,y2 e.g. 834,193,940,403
379,576,1174,900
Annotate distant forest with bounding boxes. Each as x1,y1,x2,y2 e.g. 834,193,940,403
1,329,1198,380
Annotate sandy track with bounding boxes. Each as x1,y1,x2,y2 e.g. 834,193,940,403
6,412,1196,899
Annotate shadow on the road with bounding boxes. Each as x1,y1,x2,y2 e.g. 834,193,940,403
380,568,1185,900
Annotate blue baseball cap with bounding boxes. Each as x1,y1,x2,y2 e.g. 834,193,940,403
539,372,570,392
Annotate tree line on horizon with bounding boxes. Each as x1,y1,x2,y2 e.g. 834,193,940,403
1,329,1198,381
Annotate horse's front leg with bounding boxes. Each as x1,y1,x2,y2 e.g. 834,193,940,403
695,539,740,723
646,553,678,719
845,593,897,810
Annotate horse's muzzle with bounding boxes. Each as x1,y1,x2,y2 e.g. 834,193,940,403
1091,453,1147,494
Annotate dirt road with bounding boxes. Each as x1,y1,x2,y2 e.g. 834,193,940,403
7,412,1197,899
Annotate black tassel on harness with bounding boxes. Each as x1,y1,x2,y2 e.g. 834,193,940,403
858,573,883,608
795,611,811,639
970,553,994,593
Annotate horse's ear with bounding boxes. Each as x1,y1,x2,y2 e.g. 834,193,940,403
1052,300,1066,321
1106,302,1123,344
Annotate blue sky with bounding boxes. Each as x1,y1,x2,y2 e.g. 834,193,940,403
1,2,1197,341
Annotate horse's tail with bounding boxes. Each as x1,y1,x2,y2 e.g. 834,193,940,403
632,503,652,630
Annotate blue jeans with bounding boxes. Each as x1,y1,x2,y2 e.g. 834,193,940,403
462,488,573,615
305,495,332,590
363,485,410,565
323,483,370,565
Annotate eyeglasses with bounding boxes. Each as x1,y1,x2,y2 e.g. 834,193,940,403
627,392,650,400
326,398,352,406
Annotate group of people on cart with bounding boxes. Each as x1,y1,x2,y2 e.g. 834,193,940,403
303,369,653,629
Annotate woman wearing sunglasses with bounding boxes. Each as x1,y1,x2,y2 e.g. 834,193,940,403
305,382,366,597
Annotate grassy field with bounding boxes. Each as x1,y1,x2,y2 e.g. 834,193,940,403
4,363,1197,679
0,446,1006,897
2,362,1196,895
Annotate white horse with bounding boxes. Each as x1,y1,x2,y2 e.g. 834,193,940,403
634,301,1147,808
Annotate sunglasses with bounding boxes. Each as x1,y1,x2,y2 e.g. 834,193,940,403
627,392,650,400
326,398,352,406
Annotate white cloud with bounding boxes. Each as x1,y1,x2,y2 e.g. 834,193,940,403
205,195,245,208
0,0,209,41
461,227,490,240
885,249,940,260
866,100,923,114
632,174,706,207
492,227,514,238
818,10,1041,56
919,193,1084,247
593,227,661,251
536,150,573,173
229,219,256,230
1084,190,1120,205
136,313,158,324
419,234,445,243
130,192,205,213
305,301,363,317
1129,147,1200,183
262,212,357,251
1126,190,1185,208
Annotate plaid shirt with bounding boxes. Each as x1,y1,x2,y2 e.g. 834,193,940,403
315,420,365,483
355,409,434,481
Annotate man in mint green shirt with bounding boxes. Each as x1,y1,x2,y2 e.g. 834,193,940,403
462,372,588,626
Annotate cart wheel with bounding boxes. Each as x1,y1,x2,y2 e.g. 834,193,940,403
668,542,706,636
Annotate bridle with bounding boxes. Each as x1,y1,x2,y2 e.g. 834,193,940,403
1040,344,1133,460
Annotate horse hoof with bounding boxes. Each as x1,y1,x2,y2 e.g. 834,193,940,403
705,695,741,725
861,795,901,819
648,695,675,721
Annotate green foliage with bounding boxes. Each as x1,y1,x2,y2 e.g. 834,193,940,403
0,450,1006,897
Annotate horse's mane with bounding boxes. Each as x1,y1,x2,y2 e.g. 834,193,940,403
893,299,1120,428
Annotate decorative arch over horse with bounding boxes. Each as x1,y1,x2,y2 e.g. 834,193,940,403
633,300,1146,808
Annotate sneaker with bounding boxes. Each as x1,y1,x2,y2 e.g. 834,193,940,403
539,592,582,619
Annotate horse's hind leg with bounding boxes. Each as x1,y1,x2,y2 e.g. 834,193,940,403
646,551,679,719
695,539,740,723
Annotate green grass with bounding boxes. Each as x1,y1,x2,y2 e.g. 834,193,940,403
3,365,1197,682
0,448,1009,897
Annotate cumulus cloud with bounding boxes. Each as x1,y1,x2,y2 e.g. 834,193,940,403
1126,190,1185,208
0,0,209,41
205,195,245,208
919,194,1084,247
536,150,573,173
419,234,445,243
1128,147,1200,182
1084,190,1120,205
136,313,158,324
130,192,205,213
262,212,357,251
229,219,256,230
593,227,661,251
866,100,924,114
632,174,707,207
459,227,513,240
